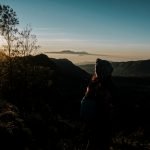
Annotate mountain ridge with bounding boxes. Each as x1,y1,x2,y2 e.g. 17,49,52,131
45,50,89,55
78,59,150,77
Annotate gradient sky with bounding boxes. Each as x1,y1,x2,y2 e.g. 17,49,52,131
1,0,150,60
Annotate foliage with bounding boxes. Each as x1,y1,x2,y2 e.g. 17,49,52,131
0,5,39,95
17,25,39,56
0,4,19,57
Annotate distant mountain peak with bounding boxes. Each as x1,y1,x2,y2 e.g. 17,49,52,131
45,50,89,55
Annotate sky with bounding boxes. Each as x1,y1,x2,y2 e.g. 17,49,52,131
0,0,150,61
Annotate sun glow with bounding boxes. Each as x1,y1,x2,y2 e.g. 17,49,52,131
0,36,6,48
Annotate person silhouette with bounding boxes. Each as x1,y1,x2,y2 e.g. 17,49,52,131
80,58,114,150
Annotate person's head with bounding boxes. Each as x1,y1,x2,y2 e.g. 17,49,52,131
95,58,113,80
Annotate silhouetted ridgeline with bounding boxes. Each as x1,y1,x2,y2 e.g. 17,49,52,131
79,59,150,77
0,54,90,114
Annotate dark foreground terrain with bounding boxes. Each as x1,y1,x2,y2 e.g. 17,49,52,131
0,54,150,150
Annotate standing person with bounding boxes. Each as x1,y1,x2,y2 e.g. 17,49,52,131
80,58,114,150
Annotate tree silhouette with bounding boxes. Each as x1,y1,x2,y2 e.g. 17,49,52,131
17,25,39,57
0,4,19,57
0,4,19,91
0,5,40,93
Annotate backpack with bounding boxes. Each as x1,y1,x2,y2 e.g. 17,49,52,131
80,77,112,122
80,78,100,121
80,95,97,121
